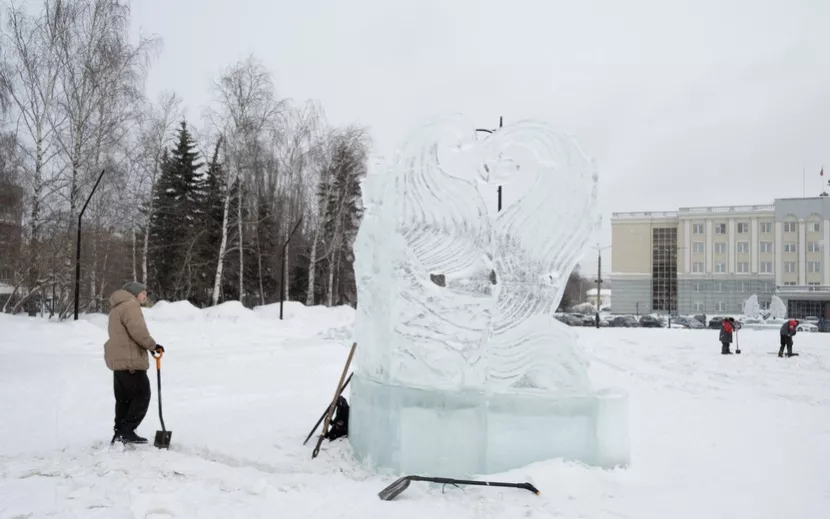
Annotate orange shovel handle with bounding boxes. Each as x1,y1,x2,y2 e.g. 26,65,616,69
153,350,163,370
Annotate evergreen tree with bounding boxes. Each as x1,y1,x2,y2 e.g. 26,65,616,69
147,120,205,301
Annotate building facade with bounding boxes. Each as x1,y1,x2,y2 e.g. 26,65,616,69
611,196,830,319
0,181,24,303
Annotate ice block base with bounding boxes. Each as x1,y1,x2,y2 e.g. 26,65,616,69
348,374,630,477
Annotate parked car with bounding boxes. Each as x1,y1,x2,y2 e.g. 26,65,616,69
554,313,584,327
797,322,819,332
673,316,704,329
639,315,664,328
611,315,640,327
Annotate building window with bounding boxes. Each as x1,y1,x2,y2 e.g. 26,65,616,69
692,262,704,273
784,281,797,286
760,241,773,253
693,242,704,254
717,301,727,312
694,282,702,292
761,261,773,273
692,223,704,235
715,281,723,292
737,262,749,273
715,243,727,254
809,282,821,291
784,222,797,233
737,222,749,233
784,242,797,253
715,223,727,234
807,241,821,253
651,228,677,312
808,261,821,273
693,302,704,311
811,221,822,233
762,282,771,292
737,242,749,254
760,222,772,233
715,263,726,273
785,261,797,273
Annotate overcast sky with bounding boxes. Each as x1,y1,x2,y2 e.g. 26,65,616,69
130,0,830,273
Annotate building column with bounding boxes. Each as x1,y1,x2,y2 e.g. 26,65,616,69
799,218,806,286
751,219,759,274
728,219,735,274
824,219,830,286
684,220,691,274
775,222,783,288
706,220,713,273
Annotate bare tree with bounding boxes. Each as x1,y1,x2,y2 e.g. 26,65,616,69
134,91,181,284
0,1,65,293
205,55,286,304
50,0,159,225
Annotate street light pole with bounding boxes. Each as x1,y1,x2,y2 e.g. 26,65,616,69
475,116,504,212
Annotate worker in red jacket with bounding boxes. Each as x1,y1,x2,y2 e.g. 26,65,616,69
778,319,799,357
719,317,735,355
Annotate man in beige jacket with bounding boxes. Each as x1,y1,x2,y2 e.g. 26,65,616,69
105,282,164,444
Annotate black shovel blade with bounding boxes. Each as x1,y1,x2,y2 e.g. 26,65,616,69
378,476,412,501
154,430,172,449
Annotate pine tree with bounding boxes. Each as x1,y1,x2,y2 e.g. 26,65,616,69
147,120,204,301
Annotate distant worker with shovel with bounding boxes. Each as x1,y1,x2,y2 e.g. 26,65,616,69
104,282,164,444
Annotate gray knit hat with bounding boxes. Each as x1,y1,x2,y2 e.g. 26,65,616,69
122,281,147,297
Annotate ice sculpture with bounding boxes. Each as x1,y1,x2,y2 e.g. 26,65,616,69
770,295,787,320
743,294,761,319
349,114,629,477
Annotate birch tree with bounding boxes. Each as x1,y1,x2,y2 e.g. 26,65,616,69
0,1,66,293
206,55,285,304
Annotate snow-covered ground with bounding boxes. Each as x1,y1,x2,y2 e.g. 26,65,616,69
1,302,829,518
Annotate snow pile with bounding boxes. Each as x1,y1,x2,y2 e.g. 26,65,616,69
202,300,257,323
145,300,204,322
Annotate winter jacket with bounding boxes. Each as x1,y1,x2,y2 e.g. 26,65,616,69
104,289,157,371
719,320,734,343
780,320,798,337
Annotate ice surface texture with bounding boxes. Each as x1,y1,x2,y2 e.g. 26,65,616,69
350,114,628,476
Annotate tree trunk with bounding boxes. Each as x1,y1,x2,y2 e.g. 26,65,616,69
256,229,265,306
142,194,154,285
305,223,320,306
131,218,137,282
29,127,44,291
237,180,244,302
212,185,232,306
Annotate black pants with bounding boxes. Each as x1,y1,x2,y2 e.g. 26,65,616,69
721,341,731,354
778,335,793,357
113,370,151,434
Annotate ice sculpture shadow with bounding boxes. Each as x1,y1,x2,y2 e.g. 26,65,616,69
349,114,629,477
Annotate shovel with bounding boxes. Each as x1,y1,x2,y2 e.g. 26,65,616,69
153,350,172,449
378,475,540,501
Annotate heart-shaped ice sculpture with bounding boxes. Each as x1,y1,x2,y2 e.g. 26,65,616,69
353,113,598,392
349,114,628,477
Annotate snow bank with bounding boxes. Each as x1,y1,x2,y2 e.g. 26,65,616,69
203,301,257,323
253,301,355,328
145,300,203,322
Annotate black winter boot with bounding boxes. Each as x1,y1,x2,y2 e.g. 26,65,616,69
117,430,148,444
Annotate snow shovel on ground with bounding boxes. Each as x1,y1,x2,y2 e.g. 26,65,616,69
153,350,172,449
735,329,741,354
378,475,540,501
